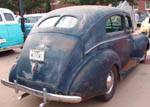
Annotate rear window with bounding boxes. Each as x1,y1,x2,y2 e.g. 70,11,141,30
4,13,14,21
39,16,78,28
56,17,78,28
0,15,2,22
39,16,60,28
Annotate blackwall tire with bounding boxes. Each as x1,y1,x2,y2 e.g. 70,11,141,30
99,65,118,102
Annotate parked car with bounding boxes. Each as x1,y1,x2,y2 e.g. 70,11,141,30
140,16,150,34
137,12,148,26
0,8,24,52
17,13,46,37
1,6,149,107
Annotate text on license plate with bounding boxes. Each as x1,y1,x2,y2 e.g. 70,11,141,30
30,49,44,62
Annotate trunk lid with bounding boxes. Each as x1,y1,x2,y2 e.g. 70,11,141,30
16,32,82,94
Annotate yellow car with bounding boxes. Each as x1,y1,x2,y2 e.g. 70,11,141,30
140,17,150,35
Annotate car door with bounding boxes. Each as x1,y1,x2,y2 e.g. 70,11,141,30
3,12,23,46
105,14,132,68
0,12,9,48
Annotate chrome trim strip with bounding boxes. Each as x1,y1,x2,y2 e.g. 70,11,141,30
85,36,129,55
43,88,48,103
1,79,82,103
0,44,23,52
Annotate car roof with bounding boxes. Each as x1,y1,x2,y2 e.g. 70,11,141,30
33,6,127,36
0,8,17,21
47,6,125,17
0,8,13,13
24,13,46,17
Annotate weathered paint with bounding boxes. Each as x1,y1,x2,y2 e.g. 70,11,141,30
131,33,149,58
8,6,149,102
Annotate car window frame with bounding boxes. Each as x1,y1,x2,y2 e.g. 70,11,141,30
124,15,133,33
105,15,125,36
38,15,78,29
0,14,3,22
3,12,15,22
55,15,78,29
38,15,60,28
0,12,5,24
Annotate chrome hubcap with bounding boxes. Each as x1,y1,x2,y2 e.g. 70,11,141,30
106,70,114,94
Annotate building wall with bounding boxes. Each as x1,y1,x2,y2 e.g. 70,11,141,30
52,0,148,12
134,0,150,12
51,0,150,13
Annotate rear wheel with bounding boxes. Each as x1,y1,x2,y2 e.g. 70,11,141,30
99,65,118,102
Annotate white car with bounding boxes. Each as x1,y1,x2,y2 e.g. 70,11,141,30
140,17,150,34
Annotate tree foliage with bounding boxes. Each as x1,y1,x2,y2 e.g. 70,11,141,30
0,0,51,13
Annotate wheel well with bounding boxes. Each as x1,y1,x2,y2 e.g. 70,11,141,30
114,64,120,81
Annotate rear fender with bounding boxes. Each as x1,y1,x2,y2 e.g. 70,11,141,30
68,49,121,100
9,63,17,82
9,57,20,82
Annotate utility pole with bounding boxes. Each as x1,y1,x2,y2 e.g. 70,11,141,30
19,0,25,40
115,0,117,6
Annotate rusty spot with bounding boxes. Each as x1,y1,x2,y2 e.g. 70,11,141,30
73,70,84,86
122,59,138,71
22,70,32,79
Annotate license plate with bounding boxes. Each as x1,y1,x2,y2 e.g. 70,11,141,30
0,38,6,44
30,49,44,62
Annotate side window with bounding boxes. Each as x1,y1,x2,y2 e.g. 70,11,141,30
125,16,132,29
4,13,14,21
105,18,112,32
105,15,123,33
0,15,2,22
56,16,78,28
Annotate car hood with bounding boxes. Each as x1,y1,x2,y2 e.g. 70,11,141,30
15,32,83,94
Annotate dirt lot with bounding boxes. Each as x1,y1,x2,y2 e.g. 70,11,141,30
0,49,150,107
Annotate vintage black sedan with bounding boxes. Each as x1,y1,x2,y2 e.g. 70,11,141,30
1,6,149,107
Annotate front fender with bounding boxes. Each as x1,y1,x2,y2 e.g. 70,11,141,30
68,49,121,100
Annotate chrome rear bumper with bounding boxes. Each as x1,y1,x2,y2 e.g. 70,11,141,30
1,79,82,103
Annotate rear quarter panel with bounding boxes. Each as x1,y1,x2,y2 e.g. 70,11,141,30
69,49,121,100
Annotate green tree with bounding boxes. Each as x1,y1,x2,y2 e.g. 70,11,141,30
0,0,9,8
44,0,51,12
0,0,51,13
